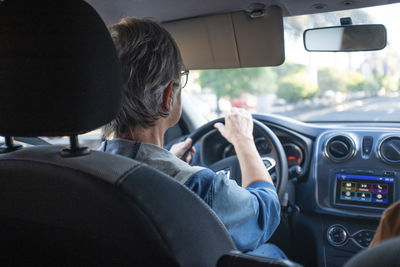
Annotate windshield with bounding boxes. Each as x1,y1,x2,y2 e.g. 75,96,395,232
184,4,400,122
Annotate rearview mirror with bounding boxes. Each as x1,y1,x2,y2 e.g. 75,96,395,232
304,24,387,52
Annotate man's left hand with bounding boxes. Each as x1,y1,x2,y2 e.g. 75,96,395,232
169,138,196,163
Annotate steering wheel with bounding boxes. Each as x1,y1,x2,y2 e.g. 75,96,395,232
183,117,288,200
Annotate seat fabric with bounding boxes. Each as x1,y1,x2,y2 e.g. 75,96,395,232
0,146,235,266
0,0,123,137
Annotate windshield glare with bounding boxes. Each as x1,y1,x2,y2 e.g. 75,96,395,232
184,4,400,122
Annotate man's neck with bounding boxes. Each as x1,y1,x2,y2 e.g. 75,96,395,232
118,120,169,147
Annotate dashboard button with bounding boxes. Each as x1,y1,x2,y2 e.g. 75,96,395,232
362,136,373,156
327,225,348,246
352,230,375,248
355,232,363,239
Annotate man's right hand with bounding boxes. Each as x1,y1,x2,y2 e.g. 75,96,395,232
213,108,274,188
214,108,254,146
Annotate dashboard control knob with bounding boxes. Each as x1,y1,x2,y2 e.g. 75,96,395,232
327,225,348,246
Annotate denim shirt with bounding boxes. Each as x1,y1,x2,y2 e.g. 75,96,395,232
99,138,281,252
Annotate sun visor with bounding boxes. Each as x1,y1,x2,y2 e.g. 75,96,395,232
163,6,284,69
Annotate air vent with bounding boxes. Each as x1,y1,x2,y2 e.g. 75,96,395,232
379,136,400,164
325,135,355,161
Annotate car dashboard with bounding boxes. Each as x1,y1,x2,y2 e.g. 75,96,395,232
180,113,400,267
313,129,398,218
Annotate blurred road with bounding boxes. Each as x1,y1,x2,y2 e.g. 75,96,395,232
278,96,400,122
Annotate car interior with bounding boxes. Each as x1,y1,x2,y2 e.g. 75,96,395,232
1,0,400,266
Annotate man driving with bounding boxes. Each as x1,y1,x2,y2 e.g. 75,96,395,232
99,17,286,259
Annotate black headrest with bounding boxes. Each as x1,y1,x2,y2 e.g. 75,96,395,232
0,0,123,137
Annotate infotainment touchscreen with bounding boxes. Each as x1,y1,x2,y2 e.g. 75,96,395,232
335,173,394,208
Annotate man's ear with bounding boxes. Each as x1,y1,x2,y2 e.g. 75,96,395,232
162,81,175,112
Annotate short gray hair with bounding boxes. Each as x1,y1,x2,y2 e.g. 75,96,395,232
104,17,183,137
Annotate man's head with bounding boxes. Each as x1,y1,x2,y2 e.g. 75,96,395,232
104,17,184,137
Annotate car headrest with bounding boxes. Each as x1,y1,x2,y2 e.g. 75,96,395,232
0,0,123,137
